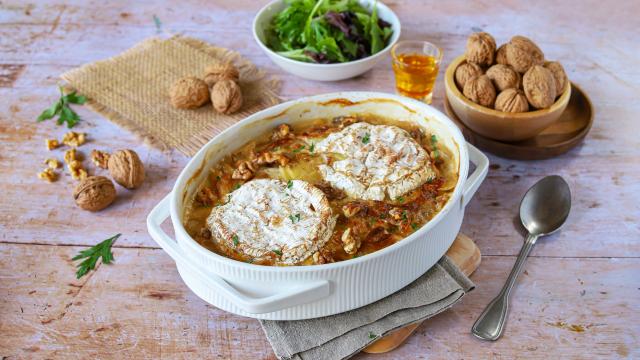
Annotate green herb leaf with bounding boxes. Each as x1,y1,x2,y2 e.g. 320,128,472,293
233,183,241,190
287,180,294,189
37,87,85,128
273,249,283,256
401,210,408,221
369,0,384,54
153,15,162,33
362,133,370,144
396,196,405,203
293,145,306,153
72,234,120,279
309,143,315,153
368,331,377,339
411,223,419,230
289,213,301,223
431,134,438,144
232,234,239,246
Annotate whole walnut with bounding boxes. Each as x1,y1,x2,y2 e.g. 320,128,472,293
108,149,145,189
169,77,210,109
455,62,483,90
506,35,544,73
465,32,496,67
463,75,496,108
211,79,243,114
523,65,557,109
486,64,521,92
203,61,240,87
544,61,568,96
73,176,116,212
495,44,508,65
495,88,529,113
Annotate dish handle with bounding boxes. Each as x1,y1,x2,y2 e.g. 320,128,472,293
147,194,331,314
462,143,489,208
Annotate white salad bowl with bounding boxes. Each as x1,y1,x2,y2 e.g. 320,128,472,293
147,92,489,320
252,0,401,81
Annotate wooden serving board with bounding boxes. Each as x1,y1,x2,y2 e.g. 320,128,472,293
363,233,481,354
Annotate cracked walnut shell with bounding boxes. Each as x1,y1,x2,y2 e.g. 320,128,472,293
544,61,568,95
495,88,529,113
486,64,521,92
211,79,243,114
73,176,116,211
463,75,496,108
203,61,240,87
455,62,483,90
108,149,145,189
169,76,210,109
506,35,545,73
465,32,496,67
523,65,557,109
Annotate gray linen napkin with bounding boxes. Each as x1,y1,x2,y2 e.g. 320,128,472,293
260,256,474,360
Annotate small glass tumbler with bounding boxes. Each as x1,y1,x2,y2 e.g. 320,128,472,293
391,41,443,104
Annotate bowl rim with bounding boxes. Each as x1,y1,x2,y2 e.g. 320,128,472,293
252,0,402,68
445,55,571,118
169,92,470,273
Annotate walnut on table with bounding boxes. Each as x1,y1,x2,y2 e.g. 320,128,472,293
46,139,60,151
91,150,110,169
44,158,61,169
37,168,58,182
62,131,86,147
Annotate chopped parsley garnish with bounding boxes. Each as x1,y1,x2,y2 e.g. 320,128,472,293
232,235,239,246
273,249,282,256
368,331,377,339
353,254,360,259
287,180,293,189
293,145,306,153
289,213,301,223
401,210,408,221
362,133,371,144
396,196,405,203
411,223,419,230
431,134,439,159
309,143,315,153
233,183,241,190
215,175,221,181
72,234,119,279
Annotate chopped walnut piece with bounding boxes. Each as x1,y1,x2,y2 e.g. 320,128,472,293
387,207,406,225
315,182,346,200
46,139,60,151
90,150,110,169
341,228,361,255
198,227,212,241
272,124,292,140
64,148,80,164
367,227,391,243
253,151,290,166
62,131,86,147
37,168,58,182
313,250,334,265
71,168,88,181
196,187,217,206
342,202,364,218
231,161,255,180
44,158,61,169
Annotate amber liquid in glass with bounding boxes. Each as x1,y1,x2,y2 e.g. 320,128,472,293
393,54,439,102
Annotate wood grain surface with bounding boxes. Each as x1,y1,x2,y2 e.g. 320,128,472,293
1,0,639,359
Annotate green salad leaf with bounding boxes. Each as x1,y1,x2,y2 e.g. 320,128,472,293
267,0,393,63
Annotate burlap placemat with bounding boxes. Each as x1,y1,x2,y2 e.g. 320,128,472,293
61,35,281,156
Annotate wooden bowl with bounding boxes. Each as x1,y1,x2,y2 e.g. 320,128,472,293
444,55,571,142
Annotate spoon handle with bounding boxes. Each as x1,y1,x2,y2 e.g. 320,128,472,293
472,233,538,341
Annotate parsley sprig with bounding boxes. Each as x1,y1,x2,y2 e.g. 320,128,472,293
72,234,119,279
37,86,86,128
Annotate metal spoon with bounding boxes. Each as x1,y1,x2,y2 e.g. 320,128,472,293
472,175,571,341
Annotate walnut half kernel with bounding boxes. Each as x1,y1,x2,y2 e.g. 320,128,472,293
91,150,110,169
38,168,58,182
341,228,361,255
62,131,86,147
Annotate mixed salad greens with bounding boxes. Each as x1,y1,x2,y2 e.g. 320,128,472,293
266,0,393,63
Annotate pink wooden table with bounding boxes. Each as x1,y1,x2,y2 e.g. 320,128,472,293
1,0,638,358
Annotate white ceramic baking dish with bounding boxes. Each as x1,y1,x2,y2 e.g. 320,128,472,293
147,92,488,320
